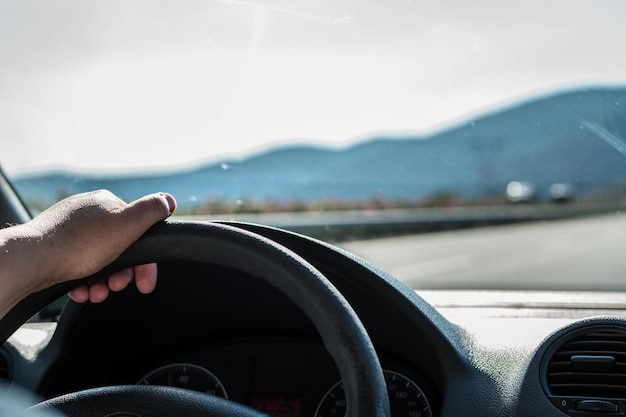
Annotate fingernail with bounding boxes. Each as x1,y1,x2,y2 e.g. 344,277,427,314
159,193,177,215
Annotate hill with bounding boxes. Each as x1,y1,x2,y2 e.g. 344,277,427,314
12,85,626,212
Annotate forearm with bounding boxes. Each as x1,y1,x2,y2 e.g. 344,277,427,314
0,224,45,319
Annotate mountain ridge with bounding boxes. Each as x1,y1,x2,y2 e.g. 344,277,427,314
12,85,626,211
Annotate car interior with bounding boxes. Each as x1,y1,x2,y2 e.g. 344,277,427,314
2,168,626,417
2,1,626,416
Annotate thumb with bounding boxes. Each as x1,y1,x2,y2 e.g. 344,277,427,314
121,192,177,231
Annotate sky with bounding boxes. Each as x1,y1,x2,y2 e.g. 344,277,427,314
1,0,626,175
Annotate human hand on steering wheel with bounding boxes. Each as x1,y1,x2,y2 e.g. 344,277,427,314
0,190,176,318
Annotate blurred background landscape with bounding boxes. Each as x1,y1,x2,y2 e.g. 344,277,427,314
12,85,626,218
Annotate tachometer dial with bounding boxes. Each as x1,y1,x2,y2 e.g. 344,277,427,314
315,370,431,417
137,363,228,398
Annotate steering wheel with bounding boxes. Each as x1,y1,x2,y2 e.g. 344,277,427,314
0,221,391,417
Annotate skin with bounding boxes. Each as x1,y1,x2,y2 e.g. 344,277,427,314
0,190,176,319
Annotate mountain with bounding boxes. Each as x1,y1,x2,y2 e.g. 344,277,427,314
11,85,626,211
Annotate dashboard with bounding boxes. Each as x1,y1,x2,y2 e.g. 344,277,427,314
3,221,626,417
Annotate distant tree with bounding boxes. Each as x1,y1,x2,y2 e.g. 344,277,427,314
421,191,463,208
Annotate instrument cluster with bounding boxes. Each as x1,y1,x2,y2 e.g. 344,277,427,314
136,342,436,417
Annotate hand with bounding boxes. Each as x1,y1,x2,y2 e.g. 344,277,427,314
0,190,176,318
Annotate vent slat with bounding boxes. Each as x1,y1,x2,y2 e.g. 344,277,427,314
549,383,626,398
564,341,626,348
548,372,626,385
553,351,626,361
548,362,626,373
0,351,9,389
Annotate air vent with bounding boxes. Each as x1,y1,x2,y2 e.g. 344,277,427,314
543,325,626,416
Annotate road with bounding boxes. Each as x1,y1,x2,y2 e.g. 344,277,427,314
337,213,626,291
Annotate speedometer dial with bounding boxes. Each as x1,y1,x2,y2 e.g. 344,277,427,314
137,363,228,398
315,370,431,417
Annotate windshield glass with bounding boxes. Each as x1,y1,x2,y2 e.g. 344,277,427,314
2,0,625,291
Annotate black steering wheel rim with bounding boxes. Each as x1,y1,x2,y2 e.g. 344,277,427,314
2,220,390,417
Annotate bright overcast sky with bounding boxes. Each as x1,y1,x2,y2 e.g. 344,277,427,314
1,0,626,175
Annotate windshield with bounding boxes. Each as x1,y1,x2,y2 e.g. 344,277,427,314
1,0,625,291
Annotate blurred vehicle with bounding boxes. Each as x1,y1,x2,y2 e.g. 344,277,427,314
549,182,575,203
506,181,536,203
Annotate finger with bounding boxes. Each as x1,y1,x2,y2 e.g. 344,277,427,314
123,193,176,226
68,285,90,303
108,268,134,292
88,279,110,303
133,263,158,294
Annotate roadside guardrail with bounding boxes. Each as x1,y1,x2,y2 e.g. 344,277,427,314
177,201,626,242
